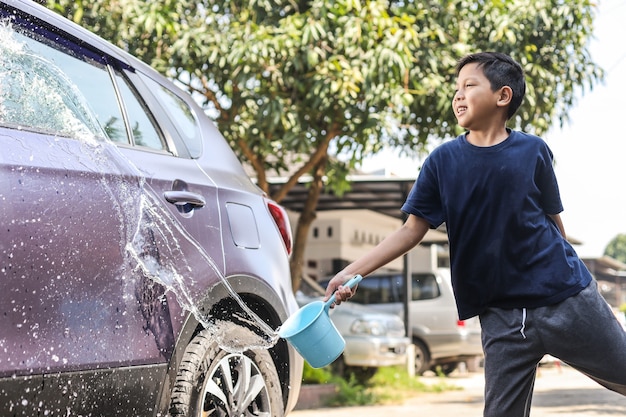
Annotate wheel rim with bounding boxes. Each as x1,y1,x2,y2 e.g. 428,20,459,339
200,353,272,417
414,345,427,373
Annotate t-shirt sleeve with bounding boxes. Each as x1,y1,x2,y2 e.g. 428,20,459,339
401,156,445,228
536,143,563,215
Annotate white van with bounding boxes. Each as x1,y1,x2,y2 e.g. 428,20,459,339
347,269,483,375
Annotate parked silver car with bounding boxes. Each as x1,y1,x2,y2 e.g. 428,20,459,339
346,269,483,375
296,289,409,381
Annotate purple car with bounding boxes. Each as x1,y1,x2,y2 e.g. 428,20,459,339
0,1,303,416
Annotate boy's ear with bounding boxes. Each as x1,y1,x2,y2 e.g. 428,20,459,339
497,86,513,107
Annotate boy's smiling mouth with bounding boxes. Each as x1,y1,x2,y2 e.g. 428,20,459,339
456,106,467,115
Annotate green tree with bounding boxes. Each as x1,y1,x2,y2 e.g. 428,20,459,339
605,234,626,264
47,0,603,290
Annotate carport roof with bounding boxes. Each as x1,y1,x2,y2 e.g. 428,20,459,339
267,175,450,244
267,175,416,221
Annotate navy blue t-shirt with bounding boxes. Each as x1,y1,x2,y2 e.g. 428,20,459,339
402,130,592,320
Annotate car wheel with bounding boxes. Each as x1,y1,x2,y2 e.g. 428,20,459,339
330,354,347,376
170,329,284,417
413,340,431,375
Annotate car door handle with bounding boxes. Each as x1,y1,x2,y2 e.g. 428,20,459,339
163,190,206,208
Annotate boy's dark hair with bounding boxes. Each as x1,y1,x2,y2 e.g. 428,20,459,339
456,52,526,120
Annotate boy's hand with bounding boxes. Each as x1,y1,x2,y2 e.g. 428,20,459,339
323,272,359,307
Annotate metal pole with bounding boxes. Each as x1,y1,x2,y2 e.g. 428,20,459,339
403,251,414,377
403,252,411,338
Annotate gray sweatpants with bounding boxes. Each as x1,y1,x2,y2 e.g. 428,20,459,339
479,279,626,417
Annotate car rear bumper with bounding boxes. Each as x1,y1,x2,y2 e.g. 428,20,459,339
427,330,483,361
342,336,410,367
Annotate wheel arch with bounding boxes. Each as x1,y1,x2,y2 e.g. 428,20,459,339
155,274,298,416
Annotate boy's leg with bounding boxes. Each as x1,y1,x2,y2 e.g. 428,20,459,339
479,308,545,417
537,279,626,394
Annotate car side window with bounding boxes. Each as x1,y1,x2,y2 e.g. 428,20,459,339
411,273,441,301
113,72,165,150
0,21,165,152
349,276,397,304
0,27,105,139
139,74,202,158
343,273,441,304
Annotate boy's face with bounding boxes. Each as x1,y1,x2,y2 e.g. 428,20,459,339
453,63,503,131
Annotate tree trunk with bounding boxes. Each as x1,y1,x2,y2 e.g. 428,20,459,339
290,156,327,292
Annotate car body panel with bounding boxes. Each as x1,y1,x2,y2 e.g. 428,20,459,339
1,132,169,375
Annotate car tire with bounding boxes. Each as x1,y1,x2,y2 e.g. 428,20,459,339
413,340,431,375
432,362,458,376
345,365,378,383
169,329,284,417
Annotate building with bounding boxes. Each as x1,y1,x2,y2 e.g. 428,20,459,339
287,209,449,282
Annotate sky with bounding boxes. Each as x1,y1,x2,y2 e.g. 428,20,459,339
361,0,626,258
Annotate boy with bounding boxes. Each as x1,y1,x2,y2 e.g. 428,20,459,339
324,52,626,416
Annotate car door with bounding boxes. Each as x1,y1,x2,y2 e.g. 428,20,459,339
108,67,227,322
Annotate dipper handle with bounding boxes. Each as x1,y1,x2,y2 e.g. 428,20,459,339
324,274,363,310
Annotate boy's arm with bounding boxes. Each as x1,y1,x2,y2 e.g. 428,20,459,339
323,214,431,304
549,213,566,238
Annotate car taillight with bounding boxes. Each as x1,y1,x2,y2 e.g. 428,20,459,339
457,320,466,327
266,200,293,256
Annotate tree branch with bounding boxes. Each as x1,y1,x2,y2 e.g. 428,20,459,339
270,123,340,203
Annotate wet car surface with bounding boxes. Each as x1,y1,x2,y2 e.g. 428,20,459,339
0,1,303,415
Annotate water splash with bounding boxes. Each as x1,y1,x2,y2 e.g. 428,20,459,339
125,185,279,350
0,20,280,357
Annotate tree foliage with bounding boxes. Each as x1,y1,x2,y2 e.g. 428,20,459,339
605,234,626,264
47,0,603,289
